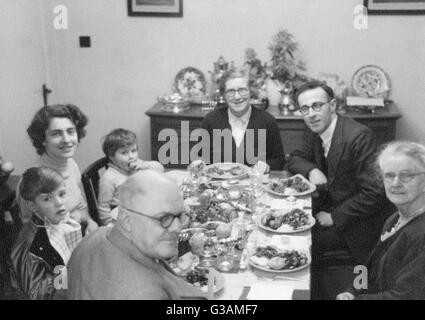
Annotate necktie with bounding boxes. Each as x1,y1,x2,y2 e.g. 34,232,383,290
319,142,328,176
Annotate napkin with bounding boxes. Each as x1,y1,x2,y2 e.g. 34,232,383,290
247,283,294,300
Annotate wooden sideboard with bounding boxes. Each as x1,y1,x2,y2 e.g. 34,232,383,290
146,103,401,168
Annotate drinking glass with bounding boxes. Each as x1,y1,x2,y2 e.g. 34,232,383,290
216,244,235,272
248,167,263,198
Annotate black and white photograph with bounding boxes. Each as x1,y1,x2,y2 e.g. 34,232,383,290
1,0,425,304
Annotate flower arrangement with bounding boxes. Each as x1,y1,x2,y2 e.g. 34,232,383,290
243,29,308,100
243,48,267,99
267,29,308,88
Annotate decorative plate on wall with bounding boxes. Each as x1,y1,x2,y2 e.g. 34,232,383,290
174,67,207,97
351,65,391,99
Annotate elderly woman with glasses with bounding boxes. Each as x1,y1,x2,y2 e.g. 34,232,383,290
201,68,285,172
337,141,425,300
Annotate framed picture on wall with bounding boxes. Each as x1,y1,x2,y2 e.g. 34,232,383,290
364,0,425,15
128,0,183,17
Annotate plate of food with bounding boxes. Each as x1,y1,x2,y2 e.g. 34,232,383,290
174,66,207,98
187,201,238,225
184,266,225,295
351,65,391,100
170,252,201,275
267,174,316,197
259,208,315,234
249,246,310,273
205,163,249,180
179,221,237,256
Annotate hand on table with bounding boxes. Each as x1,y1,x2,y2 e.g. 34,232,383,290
308,168,328,190
253,161,270,174
316,211,334,227
336,292,355,300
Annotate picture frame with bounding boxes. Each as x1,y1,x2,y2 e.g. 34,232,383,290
128,0,183,17
364,0,425,15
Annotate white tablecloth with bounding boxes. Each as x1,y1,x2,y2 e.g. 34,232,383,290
166,170,312,300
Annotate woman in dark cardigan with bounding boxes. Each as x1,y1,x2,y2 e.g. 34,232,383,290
337,141,425,300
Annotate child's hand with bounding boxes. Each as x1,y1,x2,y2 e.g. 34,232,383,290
85,219,99,236
129,159,151,171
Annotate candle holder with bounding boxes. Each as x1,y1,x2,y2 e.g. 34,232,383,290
278,80,295,113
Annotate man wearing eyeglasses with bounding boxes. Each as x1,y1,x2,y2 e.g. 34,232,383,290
68,170,207,300
201,68,285,171
287,81,394,269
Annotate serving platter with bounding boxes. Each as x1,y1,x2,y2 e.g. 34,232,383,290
192,270,225,296
172,255,225,296
249,259,310,274
157,93,190,112
258,210,316,234
205,162,249,180
351,65,391,99
174,66,207,97
266,174,316,197
249,248,311,274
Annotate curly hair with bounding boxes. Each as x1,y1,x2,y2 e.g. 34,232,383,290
377,141,425,172
27,104,89,155
102,128,137,158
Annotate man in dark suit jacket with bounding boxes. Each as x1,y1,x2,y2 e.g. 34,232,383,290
201,69,285,171
287,81,393,264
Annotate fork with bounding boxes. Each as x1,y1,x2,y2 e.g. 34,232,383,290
257,274,304,282
270,275,305,282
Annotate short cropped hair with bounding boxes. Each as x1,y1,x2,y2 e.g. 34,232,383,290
294,80,335,107
377,141,425,172
27,104,89,155
102,128,137,158
222,68,249,89
19,166,64,202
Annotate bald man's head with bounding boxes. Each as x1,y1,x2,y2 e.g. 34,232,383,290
119,170,183,217
116,170,185,259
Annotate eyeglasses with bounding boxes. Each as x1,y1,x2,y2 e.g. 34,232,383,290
123,207,187,229
225,88,250,98
299,101,330,115
382,171,425,183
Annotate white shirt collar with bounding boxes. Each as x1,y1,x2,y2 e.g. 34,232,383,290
227,106,252,125
227,106,252,148
319,115,338,157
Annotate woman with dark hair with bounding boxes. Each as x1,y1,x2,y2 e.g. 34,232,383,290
11,166,82,299
19,104,98,233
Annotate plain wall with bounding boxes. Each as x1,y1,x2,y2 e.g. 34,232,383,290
1,0,425,173
0,0,49,168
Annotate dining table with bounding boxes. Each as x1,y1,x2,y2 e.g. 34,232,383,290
166,169,313,300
